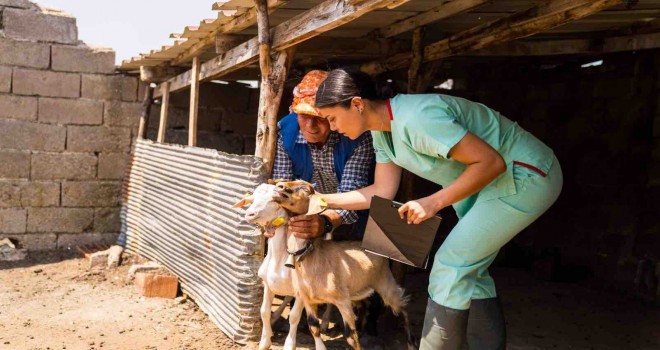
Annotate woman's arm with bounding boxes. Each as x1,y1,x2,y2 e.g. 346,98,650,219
399,132,505,224
323,161,402,211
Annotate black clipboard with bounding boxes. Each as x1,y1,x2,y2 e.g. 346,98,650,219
361,196,442,269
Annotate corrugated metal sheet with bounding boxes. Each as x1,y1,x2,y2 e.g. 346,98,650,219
119,138,267,344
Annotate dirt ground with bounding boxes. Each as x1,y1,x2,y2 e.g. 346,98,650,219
1,251,659,350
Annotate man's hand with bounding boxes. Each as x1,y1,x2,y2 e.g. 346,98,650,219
289,214,325,239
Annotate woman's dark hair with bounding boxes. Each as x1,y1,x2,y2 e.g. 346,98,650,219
315,69,395,108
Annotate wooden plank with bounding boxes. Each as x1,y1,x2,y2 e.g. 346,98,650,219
407,27,422,94
188,56,201,147
378,0,491,38
362,0,625,75
155,0,413,97
215,33,251,54
137,86,154,139
140,65,185,83
157,82,171,143
468,31,660,56
170,0,287,66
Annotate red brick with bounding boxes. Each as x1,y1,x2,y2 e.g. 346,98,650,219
134,272,178,299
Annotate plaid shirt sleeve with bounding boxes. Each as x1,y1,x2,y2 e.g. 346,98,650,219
336,132,375,225
272,132,294,181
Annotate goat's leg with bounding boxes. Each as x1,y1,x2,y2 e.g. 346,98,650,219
304,303,327,350
375,271,417,350
259,286,275,350
271,295,294,326
320,303,333,333
283,297,303,350
334,300,362,350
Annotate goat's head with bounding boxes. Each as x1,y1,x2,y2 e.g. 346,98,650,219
272,180,326,215
233,184,287,235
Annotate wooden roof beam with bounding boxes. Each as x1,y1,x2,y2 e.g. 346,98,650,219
467,31,660,56
362,0,626,75
378,0,491,39
155,0,414,98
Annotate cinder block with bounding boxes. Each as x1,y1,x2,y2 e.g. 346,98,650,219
0,38,50,69
0,0,34,9
31,152,97,180
27,207,93,233
38,97,103,125
0,208,27,233
0,94,38,121
66,126,131,153
0,181,60,208
13,68,80,98
51,45,115,74
94,207,121,233
98,152,129,179
0,150,30,178
137,81,149,102
5,234,57,250
3,8,78,44
56,232,118,249
104,101,142,127
0,119,66,151
134,272,178,299
19,181,60,207
0,66,11,93
222,111,257,134
62,181,121,207
81,74,138,101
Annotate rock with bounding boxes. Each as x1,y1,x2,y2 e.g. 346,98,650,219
0,237,28,261
106,245,124,268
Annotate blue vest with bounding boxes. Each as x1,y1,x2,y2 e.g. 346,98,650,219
279,113,373,239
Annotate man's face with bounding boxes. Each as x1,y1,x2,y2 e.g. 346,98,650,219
297,113,331,144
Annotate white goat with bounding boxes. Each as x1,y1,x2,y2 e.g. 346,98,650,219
271,180,417,350
234,183,303,350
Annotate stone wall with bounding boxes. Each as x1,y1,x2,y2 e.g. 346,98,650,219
0,0,144,250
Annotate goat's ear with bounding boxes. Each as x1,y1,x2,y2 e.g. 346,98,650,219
267,179,276,185
233,196,253,208
269,178,288,185
306,194,328,215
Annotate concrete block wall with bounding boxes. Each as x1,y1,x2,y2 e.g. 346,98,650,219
145,82,259,154
404,50,660,288
0,1,142,250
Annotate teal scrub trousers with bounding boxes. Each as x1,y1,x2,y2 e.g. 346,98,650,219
428,156,563,310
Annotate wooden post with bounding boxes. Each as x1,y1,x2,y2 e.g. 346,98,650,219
254,0,295,176
137,86,154,139
188,56,201,147
157,82,170,143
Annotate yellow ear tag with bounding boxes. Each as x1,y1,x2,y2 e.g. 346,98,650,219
244,192,252,197
319,197,328,209
271,217,286,227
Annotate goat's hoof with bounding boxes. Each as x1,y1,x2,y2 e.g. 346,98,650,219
258,340,272,350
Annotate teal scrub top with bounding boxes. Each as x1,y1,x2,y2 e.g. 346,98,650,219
372,94,555,215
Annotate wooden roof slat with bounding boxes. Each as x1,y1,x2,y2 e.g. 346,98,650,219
378,0,492,38
155,0,415,97
169,0,288,66
362,0,627,75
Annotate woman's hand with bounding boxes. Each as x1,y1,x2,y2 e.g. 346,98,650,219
397,194,444,224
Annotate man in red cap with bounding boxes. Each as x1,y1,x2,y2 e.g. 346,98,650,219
273,70,375,241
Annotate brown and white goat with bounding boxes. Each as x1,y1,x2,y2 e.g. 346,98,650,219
272,180,417,350
234,183,303,350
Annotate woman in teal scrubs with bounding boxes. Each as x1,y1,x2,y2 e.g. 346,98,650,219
313,69,563,350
